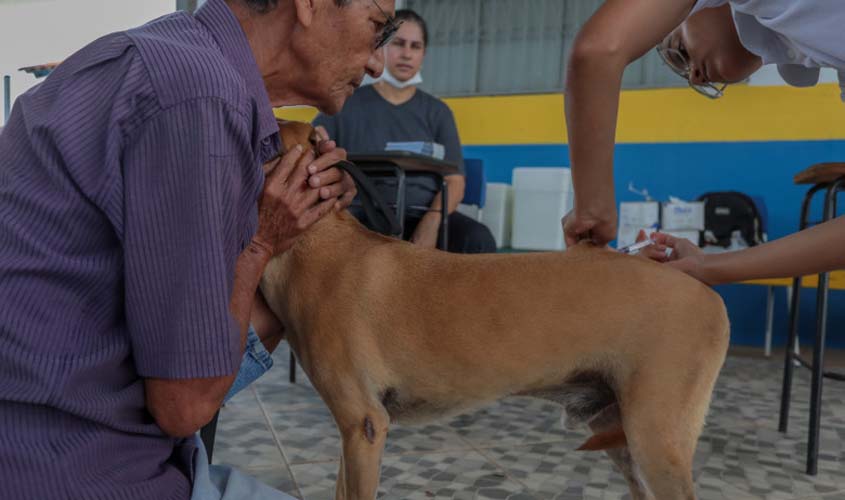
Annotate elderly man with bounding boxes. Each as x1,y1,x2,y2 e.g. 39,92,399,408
0,0,396,499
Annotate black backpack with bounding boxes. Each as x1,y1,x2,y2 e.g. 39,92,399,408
697,191,766,248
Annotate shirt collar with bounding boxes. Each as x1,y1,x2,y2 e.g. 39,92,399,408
195,0,280,145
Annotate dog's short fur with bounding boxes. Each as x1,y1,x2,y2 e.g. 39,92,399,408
261,122,730,500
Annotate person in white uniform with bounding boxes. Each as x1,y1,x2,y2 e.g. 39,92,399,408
562,0,845,286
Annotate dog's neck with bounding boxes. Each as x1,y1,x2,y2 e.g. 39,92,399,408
290,210,394,260
261,210,395,329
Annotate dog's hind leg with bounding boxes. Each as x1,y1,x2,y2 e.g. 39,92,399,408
334,456,346,500
332,401,390,500
621,375,707,500
585,405,649,500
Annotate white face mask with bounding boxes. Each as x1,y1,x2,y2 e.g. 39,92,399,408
380,66,423,89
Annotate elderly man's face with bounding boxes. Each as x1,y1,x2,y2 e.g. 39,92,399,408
302,0,396,114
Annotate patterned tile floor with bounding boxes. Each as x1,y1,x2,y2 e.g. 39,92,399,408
213,345,845,499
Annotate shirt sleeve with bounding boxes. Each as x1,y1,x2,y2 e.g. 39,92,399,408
122,99,254,379
433,101,465,175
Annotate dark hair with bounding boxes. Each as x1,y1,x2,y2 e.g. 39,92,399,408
242,0,350,14
394,9,428,48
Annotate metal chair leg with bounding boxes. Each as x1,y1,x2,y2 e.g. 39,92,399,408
806,179,841,475
764,285,775,357
779,275,802,433
439,177,449,251
807,268,830,476
779,182,824,434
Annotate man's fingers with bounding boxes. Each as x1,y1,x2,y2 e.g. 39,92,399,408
336,189,357,211
314,125,330,143
317,140,337,155
300,197,337,229
334,173,357,210
267,145,303,184
317,183,346,201
262,156,283,176
295,185,324,214
306,149,347,176
308,166,344,189
287,149,317,189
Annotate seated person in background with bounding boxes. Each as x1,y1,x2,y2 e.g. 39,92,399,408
314,9,496,254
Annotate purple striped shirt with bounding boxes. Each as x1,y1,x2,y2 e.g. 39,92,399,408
0,0,279,498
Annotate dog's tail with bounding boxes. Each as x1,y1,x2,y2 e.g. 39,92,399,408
577,426,628,451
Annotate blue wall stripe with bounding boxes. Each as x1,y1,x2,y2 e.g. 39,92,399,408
464,140,845,348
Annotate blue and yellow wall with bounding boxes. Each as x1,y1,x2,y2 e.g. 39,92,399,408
278,83,845,349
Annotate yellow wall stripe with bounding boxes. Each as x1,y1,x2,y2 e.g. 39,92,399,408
275,83,845,145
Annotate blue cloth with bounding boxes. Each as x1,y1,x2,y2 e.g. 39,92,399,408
191,435,297,500
224,325,274,403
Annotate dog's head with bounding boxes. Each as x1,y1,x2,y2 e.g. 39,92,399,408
277,119,319,155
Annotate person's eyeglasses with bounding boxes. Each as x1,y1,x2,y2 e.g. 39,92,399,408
371,0,403,50
656,44,727,99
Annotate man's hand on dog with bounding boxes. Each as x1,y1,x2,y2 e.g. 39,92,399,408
634,230,715,285
251,144,352,258
314,125,357,211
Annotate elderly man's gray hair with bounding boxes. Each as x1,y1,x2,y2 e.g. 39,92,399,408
243,0,351,13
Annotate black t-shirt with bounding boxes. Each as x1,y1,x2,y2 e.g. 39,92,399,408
314,85,464,211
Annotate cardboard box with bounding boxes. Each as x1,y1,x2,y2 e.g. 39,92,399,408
617,201,660,248
661,201,705,231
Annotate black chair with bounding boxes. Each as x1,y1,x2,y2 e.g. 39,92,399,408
778,162,845,475
348,151,458,248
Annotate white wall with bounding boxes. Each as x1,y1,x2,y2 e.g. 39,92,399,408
1,0,175,126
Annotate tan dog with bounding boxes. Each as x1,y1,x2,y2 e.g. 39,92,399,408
260,122,730,500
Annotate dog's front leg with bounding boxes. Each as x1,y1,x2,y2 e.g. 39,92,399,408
334,406,390,500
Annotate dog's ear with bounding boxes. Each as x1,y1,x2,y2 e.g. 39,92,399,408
276,120,317,155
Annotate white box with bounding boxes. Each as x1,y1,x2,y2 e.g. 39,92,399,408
511,168,572,251
619,201,660,227
662,201,705,231
479,183,513,249
617,201,660,248
617,202,660,248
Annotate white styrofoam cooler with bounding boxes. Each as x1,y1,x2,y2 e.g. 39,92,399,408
480,183,514,248
511,167,573,251
457,183,514,248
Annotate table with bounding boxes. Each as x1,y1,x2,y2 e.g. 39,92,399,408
349,152,460,250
